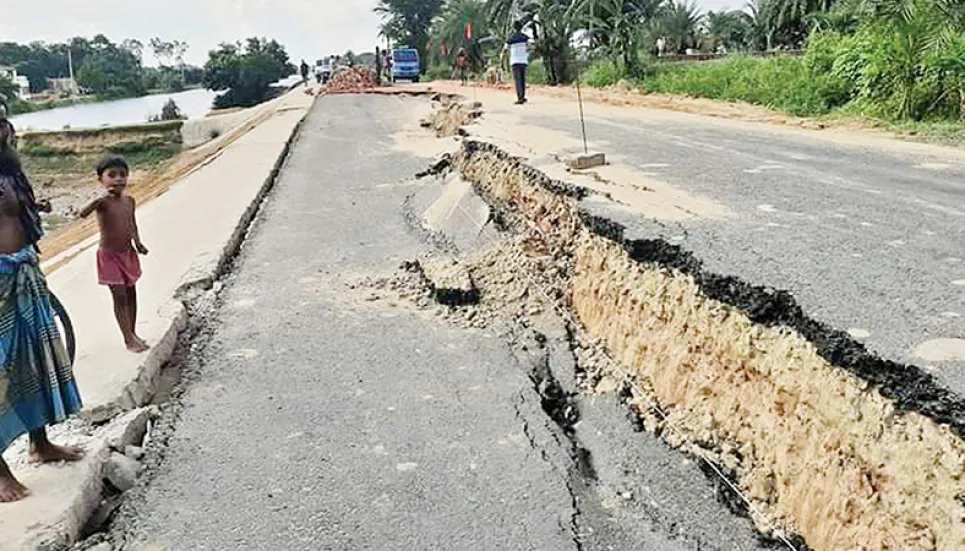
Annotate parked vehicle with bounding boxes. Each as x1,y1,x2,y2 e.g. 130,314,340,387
391,48,421,83
315,58,333,84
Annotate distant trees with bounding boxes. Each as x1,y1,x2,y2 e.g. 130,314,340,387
0,35,201,99
203,38,294,108
149,38,192,91
74,35,146,98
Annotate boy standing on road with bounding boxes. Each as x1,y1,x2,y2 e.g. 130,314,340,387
80,157,150,353
504,22,531,105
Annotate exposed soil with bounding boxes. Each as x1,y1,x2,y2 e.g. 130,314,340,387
378,88,965,549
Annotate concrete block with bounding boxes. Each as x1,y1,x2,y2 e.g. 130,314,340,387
567,153,607,170
101,407,155,451
418,253,479,306
104,453,141,493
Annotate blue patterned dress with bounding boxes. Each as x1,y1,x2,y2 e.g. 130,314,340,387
0,173,81,452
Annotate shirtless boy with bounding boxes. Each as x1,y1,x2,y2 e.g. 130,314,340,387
80,156,150,353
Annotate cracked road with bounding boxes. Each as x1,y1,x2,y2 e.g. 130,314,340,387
114,95,780,550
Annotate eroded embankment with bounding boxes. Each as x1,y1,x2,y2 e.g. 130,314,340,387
452,139,965,551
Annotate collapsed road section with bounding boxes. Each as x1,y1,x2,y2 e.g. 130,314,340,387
420,135,965,551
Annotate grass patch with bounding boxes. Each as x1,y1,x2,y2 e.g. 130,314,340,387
575,54,965,147
19,142,74,158
638,56,837,116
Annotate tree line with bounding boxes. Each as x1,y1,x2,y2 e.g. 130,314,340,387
0,35,204,102
375,0,965,122
0,33,296,112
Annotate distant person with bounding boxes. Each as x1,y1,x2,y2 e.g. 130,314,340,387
657,36,667,57
384,51,393,83
79,156,150,353
300,60,310,85
504,22,531,105
0,117,84,503
375,47,383,86
453,48,470,85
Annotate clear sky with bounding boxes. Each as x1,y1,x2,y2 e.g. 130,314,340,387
1,0,741,66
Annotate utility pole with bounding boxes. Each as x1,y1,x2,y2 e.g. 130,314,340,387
66,45,76,95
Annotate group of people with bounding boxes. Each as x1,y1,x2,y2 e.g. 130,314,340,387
0,105,149,502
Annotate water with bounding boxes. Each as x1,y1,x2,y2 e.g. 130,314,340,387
10,88,218,132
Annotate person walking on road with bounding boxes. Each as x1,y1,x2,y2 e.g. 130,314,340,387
300,59,310,85
504,22,531,104
0,118,85,503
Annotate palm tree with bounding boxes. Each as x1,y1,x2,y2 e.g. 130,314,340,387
705,10,753,51
745,0,778,50
654,0,703,53
431,0,490,64
580,0,663,73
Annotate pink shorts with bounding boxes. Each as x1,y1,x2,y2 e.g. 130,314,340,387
97,249,142,287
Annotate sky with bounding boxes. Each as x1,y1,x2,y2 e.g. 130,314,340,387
0,0,740,67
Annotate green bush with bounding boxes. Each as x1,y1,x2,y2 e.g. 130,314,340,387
638,55,839,116
19,142,72,158
580,58,625,87
528,59,550,85
106,135,173,155
424,64,452,81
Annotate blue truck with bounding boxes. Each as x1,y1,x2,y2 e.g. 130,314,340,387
391,48,421,83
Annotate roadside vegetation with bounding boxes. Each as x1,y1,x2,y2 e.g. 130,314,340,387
203,38,295,108
378,0,965,144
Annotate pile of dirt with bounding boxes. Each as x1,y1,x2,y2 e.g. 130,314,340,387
326,66,379,94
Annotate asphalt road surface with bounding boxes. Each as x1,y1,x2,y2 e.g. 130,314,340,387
115,96,777,550
525,106,965,397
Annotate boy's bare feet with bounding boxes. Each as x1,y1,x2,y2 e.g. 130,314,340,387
27,440,86,465
126,338,149,353
0,461,29,503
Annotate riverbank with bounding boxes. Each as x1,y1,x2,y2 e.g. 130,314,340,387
20,121,185,234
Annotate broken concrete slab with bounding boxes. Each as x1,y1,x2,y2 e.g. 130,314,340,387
104,453,141,493
0,405,164,550
417,173,495,253
100,407,156,451
1,439,110,551
418,253,479,306
566,152,607,170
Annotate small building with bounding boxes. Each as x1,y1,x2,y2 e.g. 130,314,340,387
0,67,31,100
47,77,80,97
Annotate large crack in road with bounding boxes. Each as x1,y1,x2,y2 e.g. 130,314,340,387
65,92,965,551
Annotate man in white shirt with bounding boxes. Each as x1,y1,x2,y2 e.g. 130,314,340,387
504,21,531,105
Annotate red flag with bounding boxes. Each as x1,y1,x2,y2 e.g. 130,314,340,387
466,22,473,41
